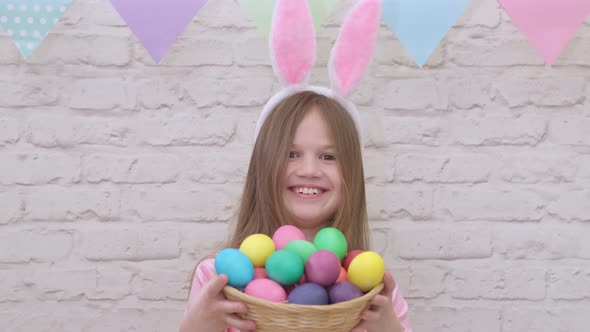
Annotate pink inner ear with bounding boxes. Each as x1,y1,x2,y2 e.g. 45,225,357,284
271,0,316,86
331,0,381,96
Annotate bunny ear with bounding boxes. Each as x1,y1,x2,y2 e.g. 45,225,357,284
270,0,317,86
329,0,382,96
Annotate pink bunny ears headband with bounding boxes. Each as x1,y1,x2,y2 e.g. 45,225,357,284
254,0,382,140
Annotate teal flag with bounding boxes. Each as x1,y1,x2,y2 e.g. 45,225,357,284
0,0,72,58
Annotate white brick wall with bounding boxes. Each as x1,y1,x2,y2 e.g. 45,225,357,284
1,0,590,331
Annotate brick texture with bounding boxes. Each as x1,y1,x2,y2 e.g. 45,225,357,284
1,0,589,331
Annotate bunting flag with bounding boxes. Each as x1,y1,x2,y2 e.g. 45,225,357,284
0,0,72,58
382,0,471,67
498,0,590,65
238,0,339,38
109,0,208,63
2,0,590,66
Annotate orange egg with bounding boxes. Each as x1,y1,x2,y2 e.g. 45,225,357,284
336,267,348,282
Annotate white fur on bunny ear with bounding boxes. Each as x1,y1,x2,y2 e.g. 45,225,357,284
270,0,317,86
329,0,382,96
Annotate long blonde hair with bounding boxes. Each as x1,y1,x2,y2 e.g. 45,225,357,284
189,91,370,292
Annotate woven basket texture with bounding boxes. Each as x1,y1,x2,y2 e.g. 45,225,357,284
223,283,384,332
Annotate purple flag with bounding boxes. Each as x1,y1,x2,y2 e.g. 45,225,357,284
109,0,208,63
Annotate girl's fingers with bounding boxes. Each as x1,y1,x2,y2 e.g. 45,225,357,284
361,294,388,321
204,274,229,300
370,294,388,307
349,325,368,332
217,299,249,314
381,271,396,298
361,308,381,321
224,313,256,331
349,319,368,332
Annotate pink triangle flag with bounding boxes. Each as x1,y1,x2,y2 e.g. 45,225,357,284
498,0,590,64
109,0,208,63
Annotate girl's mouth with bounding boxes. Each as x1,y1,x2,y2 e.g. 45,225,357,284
288,186,327,199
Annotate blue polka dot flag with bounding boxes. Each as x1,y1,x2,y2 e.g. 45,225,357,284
0,0,72,58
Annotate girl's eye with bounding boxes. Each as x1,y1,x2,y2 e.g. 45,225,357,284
321,154,336,161
289,151,300,159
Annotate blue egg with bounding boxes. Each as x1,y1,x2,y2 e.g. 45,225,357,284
287,283,329,305
215,248,254,288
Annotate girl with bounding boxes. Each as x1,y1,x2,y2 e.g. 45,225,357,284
180,91,412,332
181,0,412,331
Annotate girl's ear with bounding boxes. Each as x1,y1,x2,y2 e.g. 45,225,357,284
329,0,382,96
270,0,317,87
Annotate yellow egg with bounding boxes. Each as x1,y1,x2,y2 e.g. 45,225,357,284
347,251,385,292
239,234,276,267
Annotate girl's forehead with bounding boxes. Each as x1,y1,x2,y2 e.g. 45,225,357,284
291,142,335,150
292,110,336,147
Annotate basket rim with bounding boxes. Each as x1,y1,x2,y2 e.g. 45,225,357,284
223,283,384,309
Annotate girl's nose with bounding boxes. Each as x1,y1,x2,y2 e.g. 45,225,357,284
296,156,321,177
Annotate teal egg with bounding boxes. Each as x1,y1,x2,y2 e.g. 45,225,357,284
215,248,254,288
313,227,348,261
283,240,317,263
265,250,304,286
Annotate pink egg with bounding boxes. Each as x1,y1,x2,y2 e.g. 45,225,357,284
254,267,268,279
244,278,287,302
272,225,306,250
305,250,341,286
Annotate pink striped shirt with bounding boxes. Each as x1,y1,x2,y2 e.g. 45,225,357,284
185,258,412,332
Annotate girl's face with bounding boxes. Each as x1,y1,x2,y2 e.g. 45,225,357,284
283,107,342,233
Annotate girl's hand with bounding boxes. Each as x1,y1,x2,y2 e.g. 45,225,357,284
350,272,404,332
180,274,256,332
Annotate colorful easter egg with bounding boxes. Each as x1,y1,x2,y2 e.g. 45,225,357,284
239,233,275,267
313,227,347,261
343,249,364,271
283,240,317,263
305,250,341,286
297,273,307,285
347,251,385,292
284,284,296,294
336,266,348,283
329,281,363,304
265,250,304,286
253,267,268,279
288,283,329,305
214,248,254,288
245,278,287,302
273,225,306,250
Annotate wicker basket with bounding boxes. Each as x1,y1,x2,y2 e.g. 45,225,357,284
223,283,384,332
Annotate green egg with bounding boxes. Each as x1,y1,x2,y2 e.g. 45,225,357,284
313,227,348,261
283,240,317,263
265,250,304,286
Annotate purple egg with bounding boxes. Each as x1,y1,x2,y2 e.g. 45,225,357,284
305,250,341,286
287,283,329,305
329,281,363,304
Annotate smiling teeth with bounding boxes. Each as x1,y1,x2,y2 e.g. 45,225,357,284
296,187,320,195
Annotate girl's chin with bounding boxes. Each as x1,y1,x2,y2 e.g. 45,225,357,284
288,214,331,229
